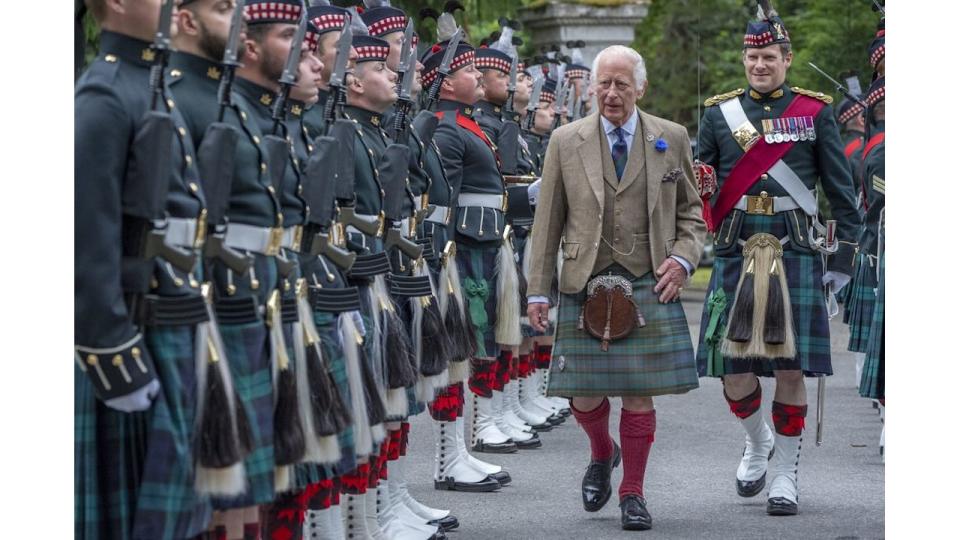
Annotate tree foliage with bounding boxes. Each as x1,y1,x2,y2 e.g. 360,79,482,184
634,0,882,134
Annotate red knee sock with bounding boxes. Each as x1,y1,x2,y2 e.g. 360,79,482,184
618,409,656,500
399,422,411,455
771,401,807,436
242,522,260,540
494,350,513,391
534,345,552,370
570,398,614,461
262,490,304,540
340,464,370,495
724,382,762,419
429,383,463,421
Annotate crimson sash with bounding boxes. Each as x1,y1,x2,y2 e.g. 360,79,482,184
436,110,502,168
844,137,863,159
710,95,826,230
858,132,885,210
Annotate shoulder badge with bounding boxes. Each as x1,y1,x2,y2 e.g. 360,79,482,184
791,87,834,104
704,88,744,107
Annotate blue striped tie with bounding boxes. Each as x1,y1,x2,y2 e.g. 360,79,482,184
611,127,628,181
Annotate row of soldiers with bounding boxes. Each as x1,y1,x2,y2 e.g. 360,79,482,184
74,1,593,539
836,15,886,455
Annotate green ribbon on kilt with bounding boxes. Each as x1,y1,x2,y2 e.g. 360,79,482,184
462,277,490,356
704,288,728,377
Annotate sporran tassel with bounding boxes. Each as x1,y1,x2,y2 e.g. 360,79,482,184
268,291,305,467
722,233,796,359
725,258,756,343
763,259,786,344
383,307,418,389
193,289,250,496
495,234,522,346
339,312,374,456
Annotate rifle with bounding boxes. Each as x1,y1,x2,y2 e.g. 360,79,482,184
503,55,519,119
564,77,577,123
380,144,424,266
424,27,464,111
388,21,417,142
322,22,353,130
124,0,196,274
523,77,543,132
198,0,254,274
808,62,868,109
551,80,569,131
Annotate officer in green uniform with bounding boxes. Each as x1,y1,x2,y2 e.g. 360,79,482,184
694,3,860,517
75,1,211,538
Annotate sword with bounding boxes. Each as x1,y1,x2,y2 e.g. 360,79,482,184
816,375,825,446
216,0,245,121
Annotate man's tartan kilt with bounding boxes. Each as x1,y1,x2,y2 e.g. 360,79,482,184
212,319,276,508
546,271,699,397
860,252,885,400
696,213,833,377
845,252,878,353
75,325,211,540
454,239,500,357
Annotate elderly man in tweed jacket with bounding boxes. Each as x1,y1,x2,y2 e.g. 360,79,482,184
526,45,706,531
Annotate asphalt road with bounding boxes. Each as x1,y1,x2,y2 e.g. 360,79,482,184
400,294,885,540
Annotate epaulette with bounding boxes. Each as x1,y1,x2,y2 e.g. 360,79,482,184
790,87,833,104
704,88,744,107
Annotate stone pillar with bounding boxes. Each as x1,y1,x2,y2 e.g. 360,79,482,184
518,0,650,68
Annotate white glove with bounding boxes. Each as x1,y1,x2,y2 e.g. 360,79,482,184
822,271,851,293
527,178,542,206
104,379,160,413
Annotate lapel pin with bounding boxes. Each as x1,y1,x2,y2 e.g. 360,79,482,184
655,138,669,152
645,133,655,142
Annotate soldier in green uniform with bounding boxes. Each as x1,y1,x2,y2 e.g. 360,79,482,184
168,1,296,537
304,2,356,140
857,75,885,441
75,1,212,538
694,3,861,516
423,30,527,460
847,21,885,402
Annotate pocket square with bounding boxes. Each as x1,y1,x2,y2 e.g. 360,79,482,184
662,168,683,183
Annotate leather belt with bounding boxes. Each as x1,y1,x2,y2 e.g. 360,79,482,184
347,251,392,278
425,205,450,225
281,225,303,251
733,191,801,216
388,274,433,298
457,193,505,210
215,296,263,325
308,286,363,313
166,216,205,249
225,223,283,256
139,294,209,326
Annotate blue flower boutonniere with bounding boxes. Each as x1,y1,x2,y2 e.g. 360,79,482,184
655,138,669,153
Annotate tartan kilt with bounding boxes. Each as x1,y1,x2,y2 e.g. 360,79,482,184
546,271,699,397
696,213,833,377
75,325,211,540
212,320,276,508
845,252,878,353
859,253,885,400
313,311,357,476
455,240,500,357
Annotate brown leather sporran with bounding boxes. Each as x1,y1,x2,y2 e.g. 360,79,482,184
577,275,646,351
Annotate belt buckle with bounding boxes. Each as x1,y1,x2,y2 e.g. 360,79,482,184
194,210,208,249
501,193,509,212
266,227,283,256
746,191,775,216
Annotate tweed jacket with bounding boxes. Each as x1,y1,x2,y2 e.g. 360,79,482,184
527,108,706,296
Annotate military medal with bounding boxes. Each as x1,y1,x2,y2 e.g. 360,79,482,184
796,117,807,141
804,116,817,141
762,119,774,144
773,118,784,143
788,117,800,142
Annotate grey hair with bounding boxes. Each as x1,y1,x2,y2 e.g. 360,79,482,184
591,45,647,87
